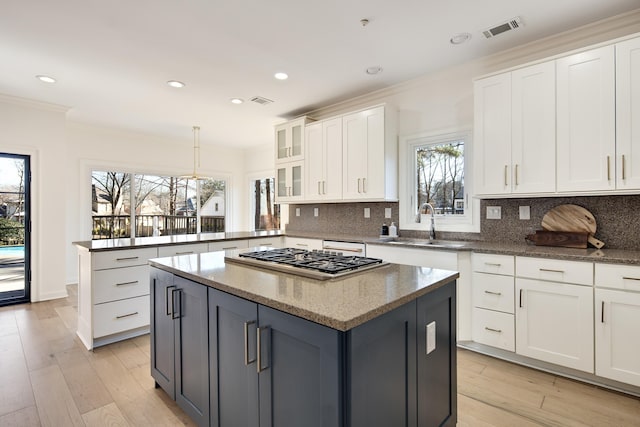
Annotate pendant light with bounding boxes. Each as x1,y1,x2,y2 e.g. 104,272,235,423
181,126,208,180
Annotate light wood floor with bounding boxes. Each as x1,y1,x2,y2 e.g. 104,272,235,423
1,285,639,426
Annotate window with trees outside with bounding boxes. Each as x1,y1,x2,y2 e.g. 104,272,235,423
252,177,280,231
91,171,226,240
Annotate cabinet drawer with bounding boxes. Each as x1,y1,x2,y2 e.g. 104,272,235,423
472,253,514,275
247,237,284,248
595,263,640,291
93,265,150,304
93,295,150,338
472,308,515,352
93,248,158,271
472,272,515,313
208,240,249,252
284,237,323,251
158,243,209,257
516,257,593,286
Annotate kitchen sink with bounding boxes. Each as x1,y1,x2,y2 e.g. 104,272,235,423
383,239,467,249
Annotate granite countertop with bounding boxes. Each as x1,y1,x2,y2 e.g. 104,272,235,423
149,250,459,331
73,230,284,251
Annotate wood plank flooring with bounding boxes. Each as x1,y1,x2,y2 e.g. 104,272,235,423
0,285,639,426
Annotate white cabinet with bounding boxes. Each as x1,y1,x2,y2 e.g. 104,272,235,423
305,117,342,201
276,161,304,202
474,62,555,195
284,237,323,251
342,105,397,201
515,257,594,372
208,239,249,252
594,263,640,387
471,253,515,352
556,45,616,192
247,236,284,248
365,244,458,270
275,117,307,163
616,36,640,190
157,243,209,257
77,246,158,350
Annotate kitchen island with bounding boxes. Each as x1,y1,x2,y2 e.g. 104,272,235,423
149,249,458,427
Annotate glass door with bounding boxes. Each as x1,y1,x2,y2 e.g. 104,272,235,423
0,153,30,305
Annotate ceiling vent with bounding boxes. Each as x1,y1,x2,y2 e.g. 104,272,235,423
250,96,274,105
483,16,523,39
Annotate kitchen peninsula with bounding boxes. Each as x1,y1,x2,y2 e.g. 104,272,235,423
149,249,458,427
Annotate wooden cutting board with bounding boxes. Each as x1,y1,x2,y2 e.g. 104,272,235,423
525,230,589,249
541,204,605,248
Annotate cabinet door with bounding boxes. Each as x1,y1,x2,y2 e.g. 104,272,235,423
322,117,343,200
511,61,556,194
417,281,457,427
473,73,512,195
616,36,640,190
275,161,303,203
257,305,340,427
275,119,305,163
342,107,384,199
516,278,594,372
209,288,259,427
150,268,176,398
349,300,416,427
595,289,640,387
557,45,615,192
305,122,324,200
174,276,210,427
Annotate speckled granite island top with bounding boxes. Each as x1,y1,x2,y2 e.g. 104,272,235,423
149,250,459,331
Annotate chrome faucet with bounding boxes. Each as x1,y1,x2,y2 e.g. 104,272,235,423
416,202,437,240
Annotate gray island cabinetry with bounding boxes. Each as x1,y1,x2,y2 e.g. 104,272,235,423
150,251,458,427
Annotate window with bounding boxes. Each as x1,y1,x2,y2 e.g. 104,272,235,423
251,177,280,231
91,171,226,239
399,130,478,232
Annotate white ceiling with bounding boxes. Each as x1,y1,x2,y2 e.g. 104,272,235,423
1,0,639,148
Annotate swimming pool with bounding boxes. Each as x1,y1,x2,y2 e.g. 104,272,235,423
0,245,25,257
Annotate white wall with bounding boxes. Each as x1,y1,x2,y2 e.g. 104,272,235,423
0,95,68,301
65,123,248,285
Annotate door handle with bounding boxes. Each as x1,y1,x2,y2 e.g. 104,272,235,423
601,301,605,323
171,288,181,319
166,285,176,316
519,289,523,308
244,321,256,365
484,290,502,296
257,325,270,373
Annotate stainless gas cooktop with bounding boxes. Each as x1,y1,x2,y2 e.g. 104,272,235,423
224,247,389,280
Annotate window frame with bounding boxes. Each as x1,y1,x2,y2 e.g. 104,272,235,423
399,128,480,233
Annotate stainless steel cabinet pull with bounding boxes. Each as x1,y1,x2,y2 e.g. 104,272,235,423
296,243,308,247
116,280,138,286
504,165,508,186
318,181,321,195
484,262,501,267
515,164,519,186
166,285,176,316
484,290,502,296
257,326,270,373
244,321,256,365
322,181,326,195
322,246,363,253
607,156,611,181
601,301,605,323
622,154,626,180
116,312,139,319
222,246,237,250
362,177,366,193
116,256,139,261
539,268,564,274
357,178,362,193
175,251,194,255
519,289,523,308
171,289,181,319
622,276,640,281
485,327,502,333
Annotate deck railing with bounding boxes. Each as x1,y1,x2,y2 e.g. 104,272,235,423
92,215,225,240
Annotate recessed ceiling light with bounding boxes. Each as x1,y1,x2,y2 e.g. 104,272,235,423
274,72,288,80
365,66,383,75
230,98,244,104
450,33,472,45
167,80,186,88
36,75,56,83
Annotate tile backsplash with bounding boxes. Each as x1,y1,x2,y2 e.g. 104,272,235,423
286,195,640,250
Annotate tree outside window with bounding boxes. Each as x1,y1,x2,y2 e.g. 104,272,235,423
416,140,465,215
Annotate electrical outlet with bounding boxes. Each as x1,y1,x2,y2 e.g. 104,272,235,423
519,206,530,220
385,207,392,218
314,207,319,217
364,208,370,218
295,208,300,217
486,206,502,220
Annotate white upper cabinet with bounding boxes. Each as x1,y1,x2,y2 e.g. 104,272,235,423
616,36,640,190
276,161,304,203
556,45,616,192
275,117,307,164
474,73,512,195
305,117,343,201
342,105,397,201
511,62,556,194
